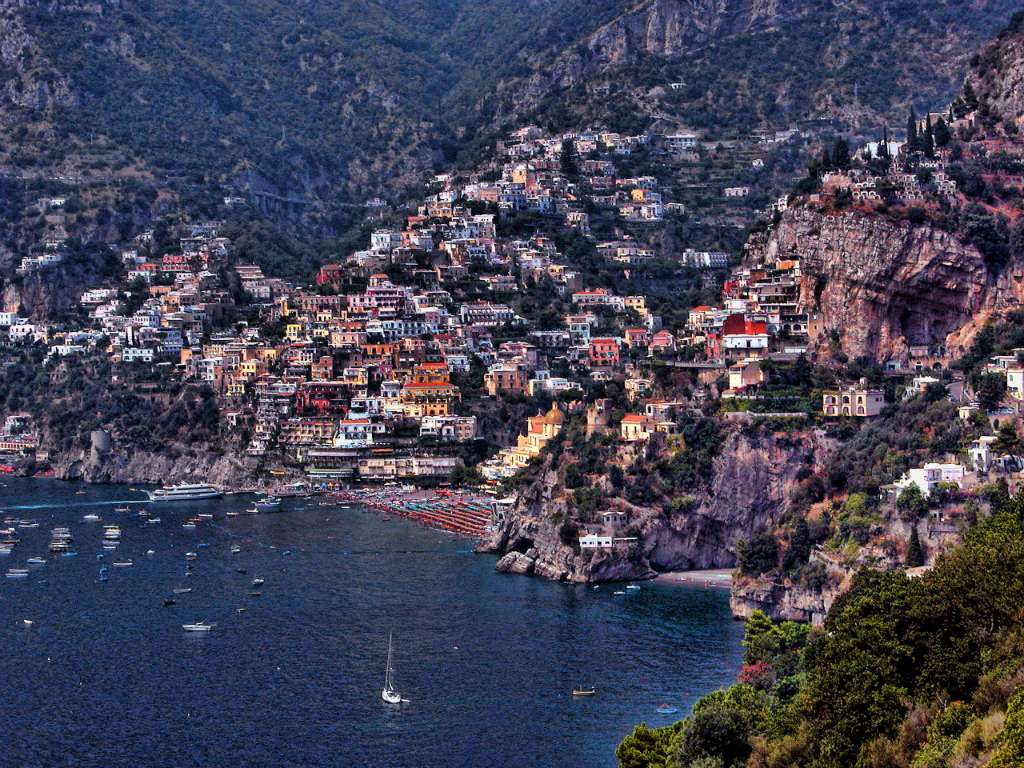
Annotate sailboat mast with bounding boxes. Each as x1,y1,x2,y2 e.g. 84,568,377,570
385,632,393,689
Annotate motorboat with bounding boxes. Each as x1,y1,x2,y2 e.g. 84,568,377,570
185,552,198,561
62,551,79,558
572,687,597,697
18,521,39,529
82,514,101,522
251,577,265,587
26,557,46,565
103,526,122,540
182,523,196,530
626,584,641,591
112,560,133,567
656,704,679,715
231,546,241,554
172,588,192,594
147,484,222,503
381,631,405,704
182,621,214,632
197,513,214,520
254,496,282,513
148,518,161,524
6,568,28,578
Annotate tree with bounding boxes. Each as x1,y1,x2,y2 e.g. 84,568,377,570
905,525,925,567
906,107,918,153
976,372,1008,410
989,689,1024,768
832,138,851,170
674,703,751,768
738,533,778,576
923,114,935,159
933,117,951,147
559,138,578,177
994,422,1022,456
897,486,928,519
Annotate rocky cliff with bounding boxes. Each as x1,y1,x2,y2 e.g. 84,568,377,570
967,10,1024,126
748,206,1024,363
482,426,829,583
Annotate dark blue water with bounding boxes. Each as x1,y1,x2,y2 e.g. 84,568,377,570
0,479,743,768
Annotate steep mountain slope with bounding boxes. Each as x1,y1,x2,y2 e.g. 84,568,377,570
3,0,1020,216
1,0,629,203
485,0,1022,135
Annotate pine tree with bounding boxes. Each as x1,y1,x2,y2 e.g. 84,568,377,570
923,114,935,158
906,107,918,152
906,526,925,567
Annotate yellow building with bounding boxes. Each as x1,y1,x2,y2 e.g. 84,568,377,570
501,404,564,470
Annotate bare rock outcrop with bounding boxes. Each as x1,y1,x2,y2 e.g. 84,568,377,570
748,207,1024,363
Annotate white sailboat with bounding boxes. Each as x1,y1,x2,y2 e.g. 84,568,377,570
381,632,404,705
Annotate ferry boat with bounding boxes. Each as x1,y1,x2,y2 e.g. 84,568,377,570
146,484,222,503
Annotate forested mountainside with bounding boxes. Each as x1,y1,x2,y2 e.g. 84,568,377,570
1,0,1019,218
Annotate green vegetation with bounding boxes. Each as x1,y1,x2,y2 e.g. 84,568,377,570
618,493,1024,767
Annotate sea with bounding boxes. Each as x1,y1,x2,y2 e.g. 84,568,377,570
0,478,743,768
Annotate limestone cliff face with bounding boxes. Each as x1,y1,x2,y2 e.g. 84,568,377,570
53,443,258,489
749,207,1024,363
582,0,781,67
482,427,827,583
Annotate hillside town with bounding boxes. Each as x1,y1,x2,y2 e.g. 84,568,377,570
2,115,1023,514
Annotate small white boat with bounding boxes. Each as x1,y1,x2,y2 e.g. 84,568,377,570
656,704,679,715
182,621,214,632
613,590,626,595
626,584,640,591
572,687,597,697
381,631,405,705
231,546,241,554
6,568,29,578
23,619,33,627
82,514,101,522
197,513,214,520
112,560,133,567
226,511,240,517
182,523,196,530
173,587,192,594
26,557,46,565
252,577,265,587
18,522,39,529
148,518,161,524
146,550,155,556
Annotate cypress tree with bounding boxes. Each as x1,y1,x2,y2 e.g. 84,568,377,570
906,526,925,567
906,107,918,152
923,114,935,158
832,138,851,170
821,145,832,171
